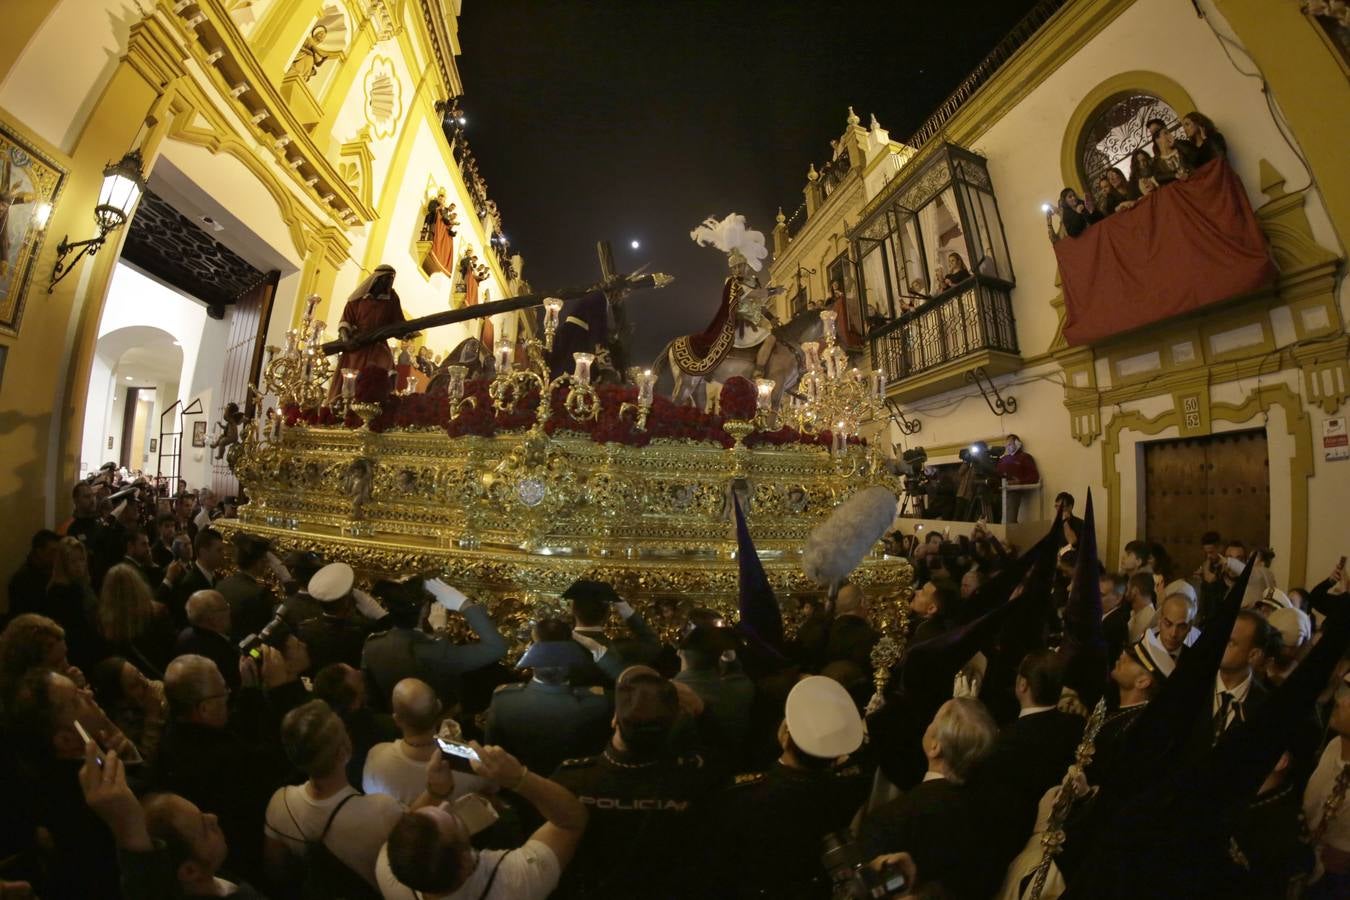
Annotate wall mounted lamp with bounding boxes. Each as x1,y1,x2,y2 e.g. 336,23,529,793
49,149,147,292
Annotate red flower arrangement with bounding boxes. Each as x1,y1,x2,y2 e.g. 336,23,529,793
719,376,756,420
286,370,854,453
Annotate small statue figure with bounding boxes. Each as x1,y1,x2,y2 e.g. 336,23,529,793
342,457,375,520
286,24,331,84
209,402,246,460
421,189,458,240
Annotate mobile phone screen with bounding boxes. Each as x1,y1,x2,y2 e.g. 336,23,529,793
74,721,104,767
435,737,480,773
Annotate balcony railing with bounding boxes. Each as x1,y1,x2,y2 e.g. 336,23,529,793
906,0,1067,149
870,277,1018,382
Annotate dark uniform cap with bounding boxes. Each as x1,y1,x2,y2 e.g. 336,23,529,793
517,640,592,670
679,625,738,654
1128,631,1176,680
561,579,620,605
615,666,678,728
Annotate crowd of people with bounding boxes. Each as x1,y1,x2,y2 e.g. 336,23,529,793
1047,110,1229,242
0,471,1346,899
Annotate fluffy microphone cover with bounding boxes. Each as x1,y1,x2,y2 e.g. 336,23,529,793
802,485,898,587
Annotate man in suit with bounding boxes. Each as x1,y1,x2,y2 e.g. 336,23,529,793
1101,572,1128,664
1153,592,1199,660
565,579,662,685
150,514,178,570
1210,610,1274,744
485,624,612,776
173,590,241,689
160,528,224,629
860,698,999,899
797,582,879,674
120,527,161,588
215,534,278,643
973,650,1085,870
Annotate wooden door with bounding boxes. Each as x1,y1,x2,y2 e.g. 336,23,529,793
210,273,278,498
1142,430,1269,575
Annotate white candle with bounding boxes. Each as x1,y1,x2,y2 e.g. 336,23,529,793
819,309,837,344
543,297,563,331
284,330,298,355
802,341,820,372
873,368,887,399
755,378,775,411
833,424,846,454
447,365,467,402
638,369,655,405
495,343,513,373
573,352,594,386
341,369,357,399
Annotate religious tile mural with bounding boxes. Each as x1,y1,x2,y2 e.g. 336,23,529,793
0,123,66,337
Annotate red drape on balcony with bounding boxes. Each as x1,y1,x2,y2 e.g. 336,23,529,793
428,217,454,273
1056,160,1275,346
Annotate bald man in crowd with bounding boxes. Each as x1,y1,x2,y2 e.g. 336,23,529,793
1153,592,1199,660
799,582,879,673
174,590,241,689
363,677,491,805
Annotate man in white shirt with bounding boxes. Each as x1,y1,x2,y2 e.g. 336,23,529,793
1306,671,1350,893
264,700,453,890
1124,573,1157,644
364,677,492,805
377,742,588,900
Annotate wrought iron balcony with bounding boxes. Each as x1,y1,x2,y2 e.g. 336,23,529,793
869,276,1020,397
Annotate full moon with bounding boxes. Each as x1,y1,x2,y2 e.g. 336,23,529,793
630,239,640,249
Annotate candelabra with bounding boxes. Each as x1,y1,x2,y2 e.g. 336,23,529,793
262,295,332,411
791,309,887,450
619,369,659,431
489,334,600,428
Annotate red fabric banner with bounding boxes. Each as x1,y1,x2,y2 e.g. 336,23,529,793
1056,160,1275,346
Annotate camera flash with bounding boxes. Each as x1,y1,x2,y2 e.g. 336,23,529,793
1041,203,1053,213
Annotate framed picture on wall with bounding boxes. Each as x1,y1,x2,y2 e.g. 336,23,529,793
192,421,207,447
0,121,67,337
148,438,157,453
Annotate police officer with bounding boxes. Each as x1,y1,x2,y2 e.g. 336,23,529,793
709,676,872,898
550,666,725,899
485,619,613,776
361,575,506,711
564,579,662,685
298,562,389,672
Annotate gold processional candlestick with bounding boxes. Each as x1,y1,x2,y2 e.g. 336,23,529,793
488,330,600,427
1026,696,1109,900
618,368,659,431
865,593,911,715
791,309,887,453
261,295,333,417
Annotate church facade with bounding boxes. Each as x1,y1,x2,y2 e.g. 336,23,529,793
769,0,1350,589
0,0,523,574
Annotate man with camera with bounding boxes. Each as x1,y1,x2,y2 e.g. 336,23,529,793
362,576,507,711
563,579,663,685
216,534,286,643
377,740,589,900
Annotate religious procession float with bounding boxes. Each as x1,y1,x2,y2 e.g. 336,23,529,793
218,215,913,641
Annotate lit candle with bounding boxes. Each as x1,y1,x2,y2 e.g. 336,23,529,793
495,343,513,374
573,352,594,386
802,341,820,372
833,423,846,454
447,365,467,402
543,297,563,332
310,320,326,345
849,367,864,385
872,368,887,399
341,368,357,400
805,372,819,401
638,369,655,405
283,330,298,355
819,309,837,344
755,378,775,411
823,349,838,380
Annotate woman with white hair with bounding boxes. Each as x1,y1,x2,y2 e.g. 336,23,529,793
860,697,999,898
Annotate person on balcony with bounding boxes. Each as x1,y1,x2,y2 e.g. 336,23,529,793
1101,167,1140,215
1182,111,1227,167
938,252,973,292
1046,188,1101,243
1129,148,1159,197
1152,129,1199,186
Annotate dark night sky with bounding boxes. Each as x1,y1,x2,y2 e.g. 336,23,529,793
457,0,1043,363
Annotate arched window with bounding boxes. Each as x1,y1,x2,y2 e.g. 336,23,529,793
1077,92,1183,187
